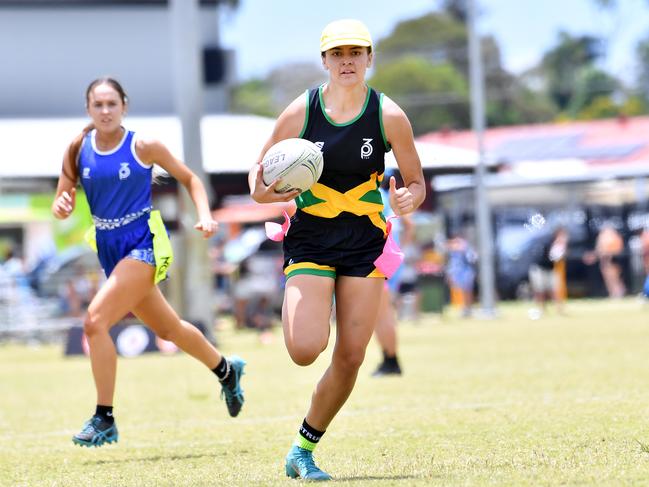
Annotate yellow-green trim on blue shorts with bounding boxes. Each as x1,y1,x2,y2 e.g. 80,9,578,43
148,210,173,284
285,262,336,279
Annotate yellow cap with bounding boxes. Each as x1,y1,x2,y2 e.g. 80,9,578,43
320,19,372,52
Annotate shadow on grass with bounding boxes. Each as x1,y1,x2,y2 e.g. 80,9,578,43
83,452,219,465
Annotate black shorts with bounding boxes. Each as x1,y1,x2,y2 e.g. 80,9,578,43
283,210,386,279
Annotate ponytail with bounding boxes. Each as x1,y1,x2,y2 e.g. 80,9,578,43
61,123,94,183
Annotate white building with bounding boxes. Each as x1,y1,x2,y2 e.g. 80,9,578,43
0,0,233,116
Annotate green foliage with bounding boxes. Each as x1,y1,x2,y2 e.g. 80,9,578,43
577,95,619,119
541,32,604,111
567,68,619,116
577,95,648,120
373,12,554,129
376,12,466,61
229,79,276,117
620,96,649,116
370,57,470,134
636,37,649,103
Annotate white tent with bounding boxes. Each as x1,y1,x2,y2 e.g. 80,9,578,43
0,115,276,178
0,115,484,178
385,140,484,171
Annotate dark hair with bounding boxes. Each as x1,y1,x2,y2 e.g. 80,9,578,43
85,77,128,107
61,78,128,183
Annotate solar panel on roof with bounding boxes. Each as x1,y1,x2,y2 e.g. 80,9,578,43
493,134,646,162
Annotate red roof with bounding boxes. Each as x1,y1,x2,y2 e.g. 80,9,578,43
418,116,649,167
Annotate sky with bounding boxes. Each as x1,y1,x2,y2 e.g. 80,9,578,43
220,0,649,83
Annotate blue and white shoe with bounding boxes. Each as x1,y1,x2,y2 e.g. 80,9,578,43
72,415,118,447
285,445,332,481
220,355,246,417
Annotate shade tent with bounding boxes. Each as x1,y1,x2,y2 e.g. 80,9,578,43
0,115,275,178
385,141,488,173
0,115,483,178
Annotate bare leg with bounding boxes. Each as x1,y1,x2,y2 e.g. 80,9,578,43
305,277,383,430
282,275,335,366
374,286,398,356
132,286,221,368
83,259,156,406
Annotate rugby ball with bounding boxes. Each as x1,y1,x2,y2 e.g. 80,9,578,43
261,138,323,193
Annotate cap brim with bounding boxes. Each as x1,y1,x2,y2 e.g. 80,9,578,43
320,38,372,52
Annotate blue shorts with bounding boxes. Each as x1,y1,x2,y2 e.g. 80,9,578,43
95,215,155,278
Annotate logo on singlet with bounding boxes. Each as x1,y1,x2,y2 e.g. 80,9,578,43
314,141,325,150
361,138,373,159
82,167,91,179
118,162,131,180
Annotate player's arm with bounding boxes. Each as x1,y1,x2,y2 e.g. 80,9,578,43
52,141,79,219
382,95,426,216
249,94,306,204
136,138,217,238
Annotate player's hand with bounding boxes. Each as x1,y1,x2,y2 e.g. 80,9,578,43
389,176,415,216
250,163,301,204
194,218,219,239
52,187,76,219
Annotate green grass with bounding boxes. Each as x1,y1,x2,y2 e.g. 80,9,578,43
2,299,649,486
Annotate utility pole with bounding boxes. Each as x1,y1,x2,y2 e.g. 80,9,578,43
467,0,496,315
170,0,216,337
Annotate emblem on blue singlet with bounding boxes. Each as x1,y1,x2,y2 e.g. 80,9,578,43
118,162,131,180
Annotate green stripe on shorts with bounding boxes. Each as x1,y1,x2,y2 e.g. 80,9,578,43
286,267,336,279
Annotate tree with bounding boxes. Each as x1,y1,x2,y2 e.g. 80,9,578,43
539,32,604,111
567,67,619,116
369,56,470,135
229,79,276,117
637,37,649,103
229,63,326,117
375,11,556,128
439,0,468,23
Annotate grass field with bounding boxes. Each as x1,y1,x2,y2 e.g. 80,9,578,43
2,299,649,486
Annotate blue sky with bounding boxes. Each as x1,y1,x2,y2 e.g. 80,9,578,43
220,0,649,83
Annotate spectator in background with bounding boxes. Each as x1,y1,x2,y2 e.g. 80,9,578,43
584,223,625,298
372,171,408,377
446,234,477,317
396,215,421,320
528,227,569,319
2,247,26,281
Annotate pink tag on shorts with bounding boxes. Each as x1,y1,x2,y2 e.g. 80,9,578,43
265,210,291,242
373,216,404,278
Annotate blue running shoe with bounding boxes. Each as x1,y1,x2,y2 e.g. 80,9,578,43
220,355,246,417
72,415,118,447
285,445,332,481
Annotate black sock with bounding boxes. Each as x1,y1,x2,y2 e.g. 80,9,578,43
212,357,230,381
384,355,399,366
383,350,398,362
298,418,325,446
95,405,114,425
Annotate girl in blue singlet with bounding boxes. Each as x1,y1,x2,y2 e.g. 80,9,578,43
52,78,246,448
249,20,426,480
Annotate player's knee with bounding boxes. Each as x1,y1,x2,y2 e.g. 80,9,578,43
156,326,174,342
335,349,366,371
83,312,106,338
287,344,320,366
